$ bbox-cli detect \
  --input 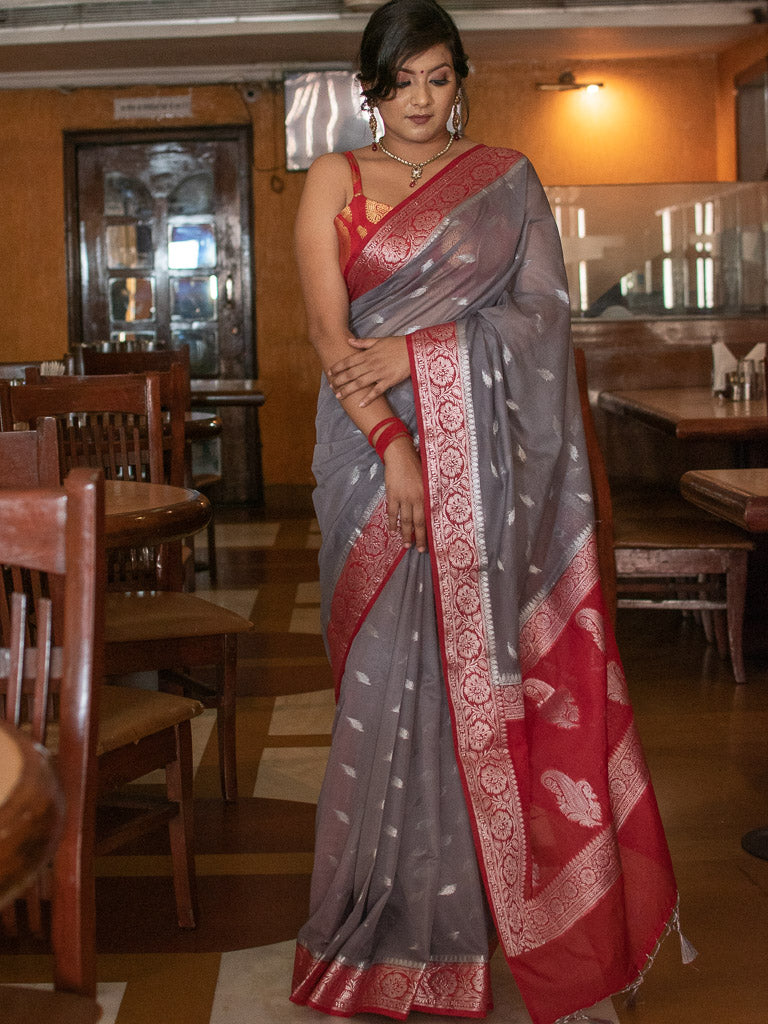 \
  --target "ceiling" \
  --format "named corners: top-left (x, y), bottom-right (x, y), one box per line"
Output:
top-left (0, 1), bottom-right (765, 87)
